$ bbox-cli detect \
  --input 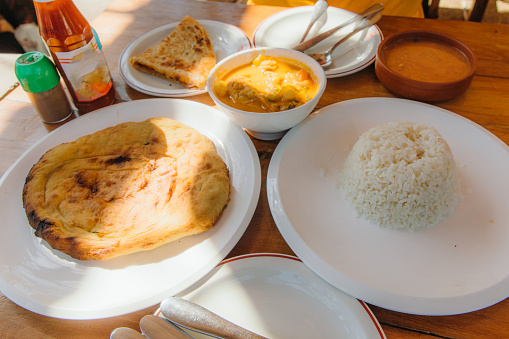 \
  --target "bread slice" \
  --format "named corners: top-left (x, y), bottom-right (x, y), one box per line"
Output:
top-left (130, 16), bottom-right (216, 88)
